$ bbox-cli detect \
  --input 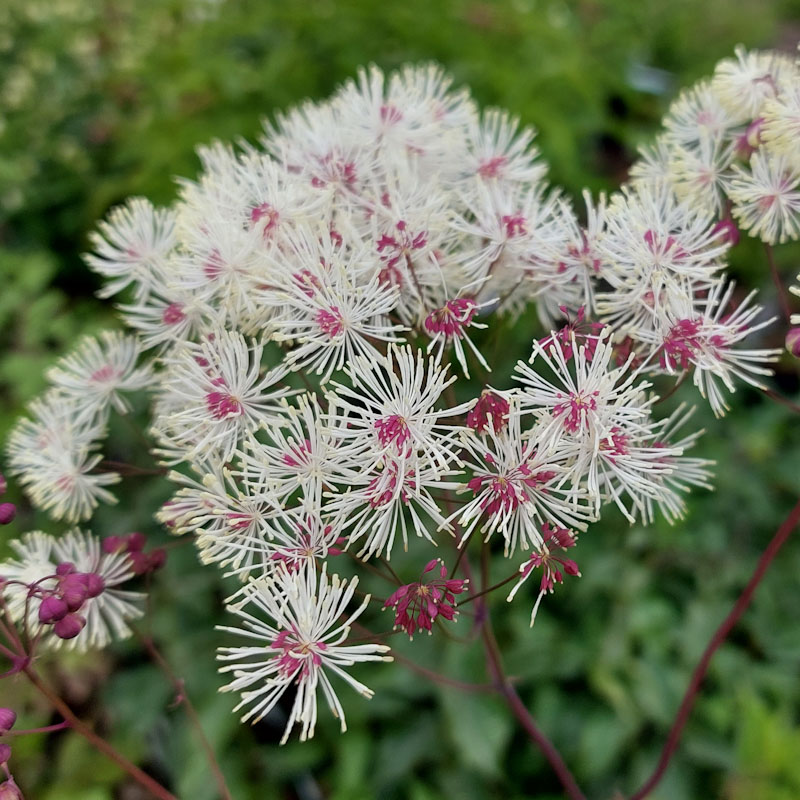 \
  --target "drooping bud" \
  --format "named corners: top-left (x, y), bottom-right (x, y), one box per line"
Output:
top-left (0, 708), bottom-right (16, 735)
top-left (785, 328), bottom-right (800, 359)
top-left (128, 551), bottom-right (151, 576)
top-left (38, 595), bottom-right (69, 624)
top-left (0, 504), bottom-right (16, 526)
top-left (53, 613), bottom-right (86, 640)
